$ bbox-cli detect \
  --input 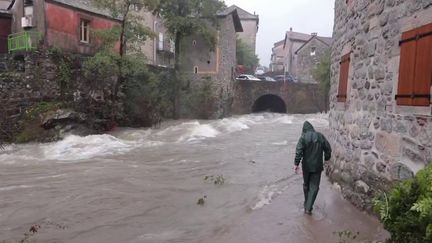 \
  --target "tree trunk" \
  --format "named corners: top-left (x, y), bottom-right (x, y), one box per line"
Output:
top-left (172, 31), bottom-right (182, 119)
top-left (111, 3), bottom-right (130, 126)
